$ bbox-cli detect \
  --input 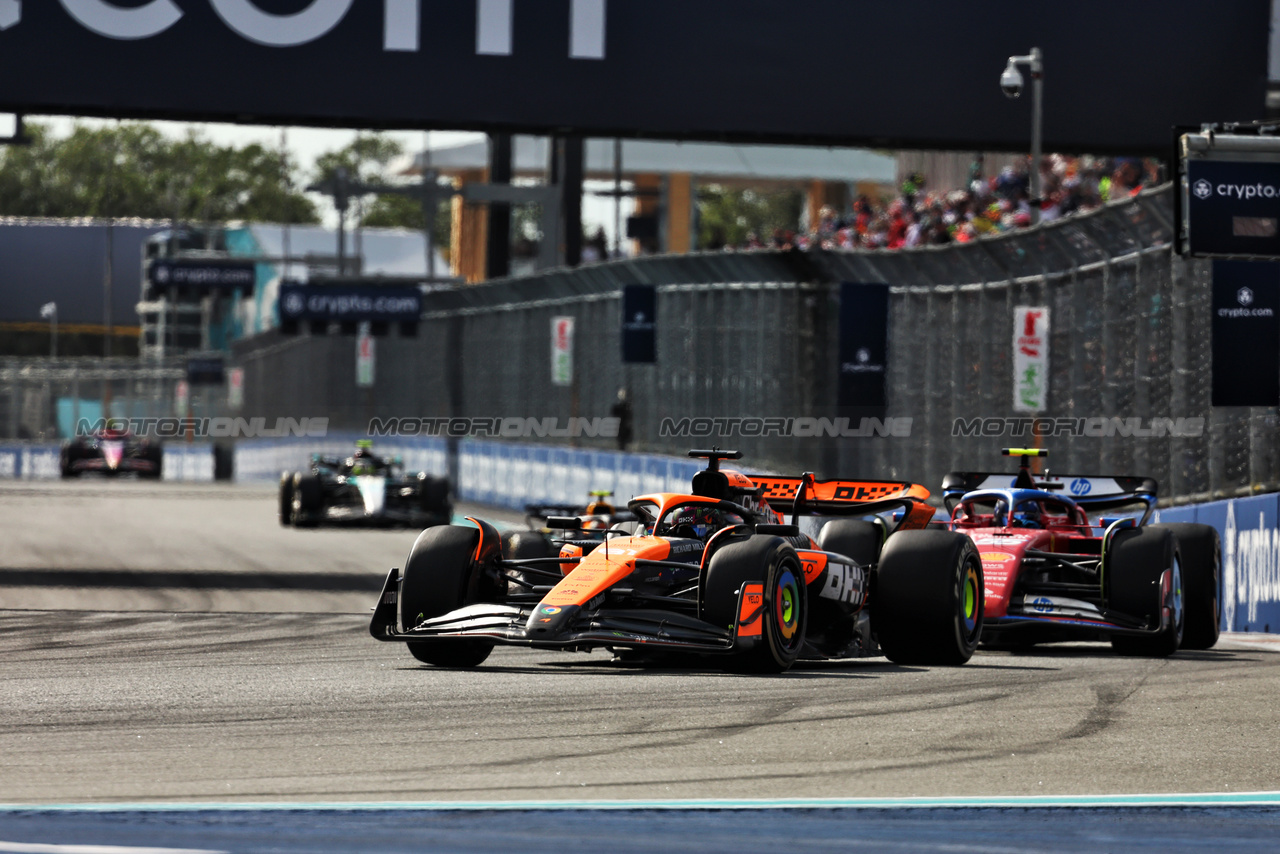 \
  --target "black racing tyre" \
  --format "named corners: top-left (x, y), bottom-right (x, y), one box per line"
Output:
top-left (1154, 523), bottom-right (1220, 650)
top-left (278, 472), bottom-right (296, 527)
top-left (143, 446), bottom-right (164, 480)
top-left (401, 525), bottom-right (497, 668)
top-left (291, 472), bottom-right (323, 528)
top-left (702, 535), bottom-right (807, 673)
top-left (874, 530), bottom-right (983, 666)
top-left (816, 519), bottom-right (884, 567)
top-left (1109, 527), bottom-right (1182, 657)
top-left (419, 476), bottom-right (451, 512)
